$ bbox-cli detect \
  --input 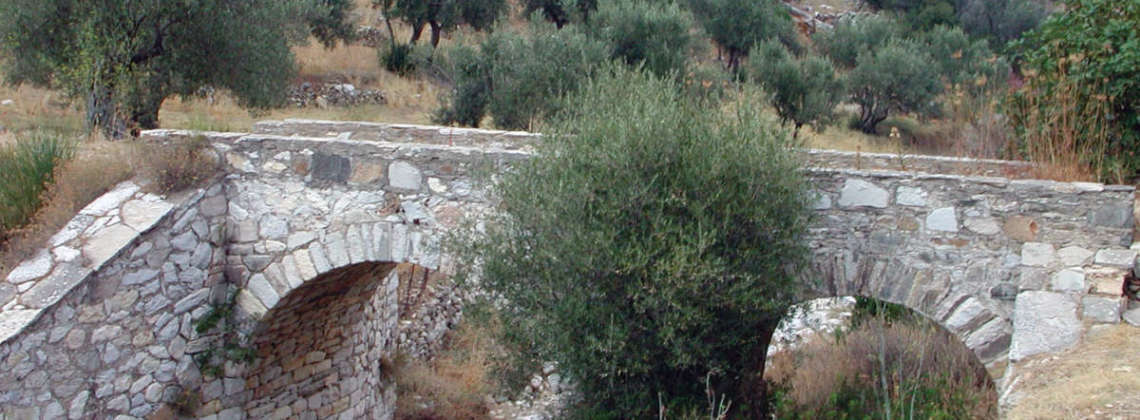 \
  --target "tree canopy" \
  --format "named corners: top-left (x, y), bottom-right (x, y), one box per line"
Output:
top-left (0, 0), bottom-right (354, 136)
top-left (453, 67), bottom-right (813, 418)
